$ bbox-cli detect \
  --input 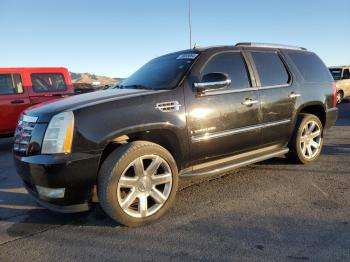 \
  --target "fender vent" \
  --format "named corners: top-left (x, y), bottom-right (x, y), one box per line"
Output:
top-left (155, 101), bottom-right (181, 112)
